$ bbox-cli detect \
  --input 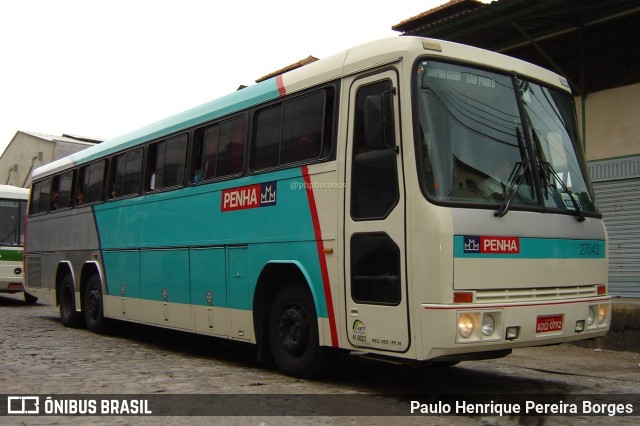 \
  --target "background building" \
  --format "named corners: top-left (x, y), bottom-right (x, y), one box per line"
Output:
top-left (393, 0), bottom-right (640, 296)
top-left (0, 131), bottom-right (101, 188)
